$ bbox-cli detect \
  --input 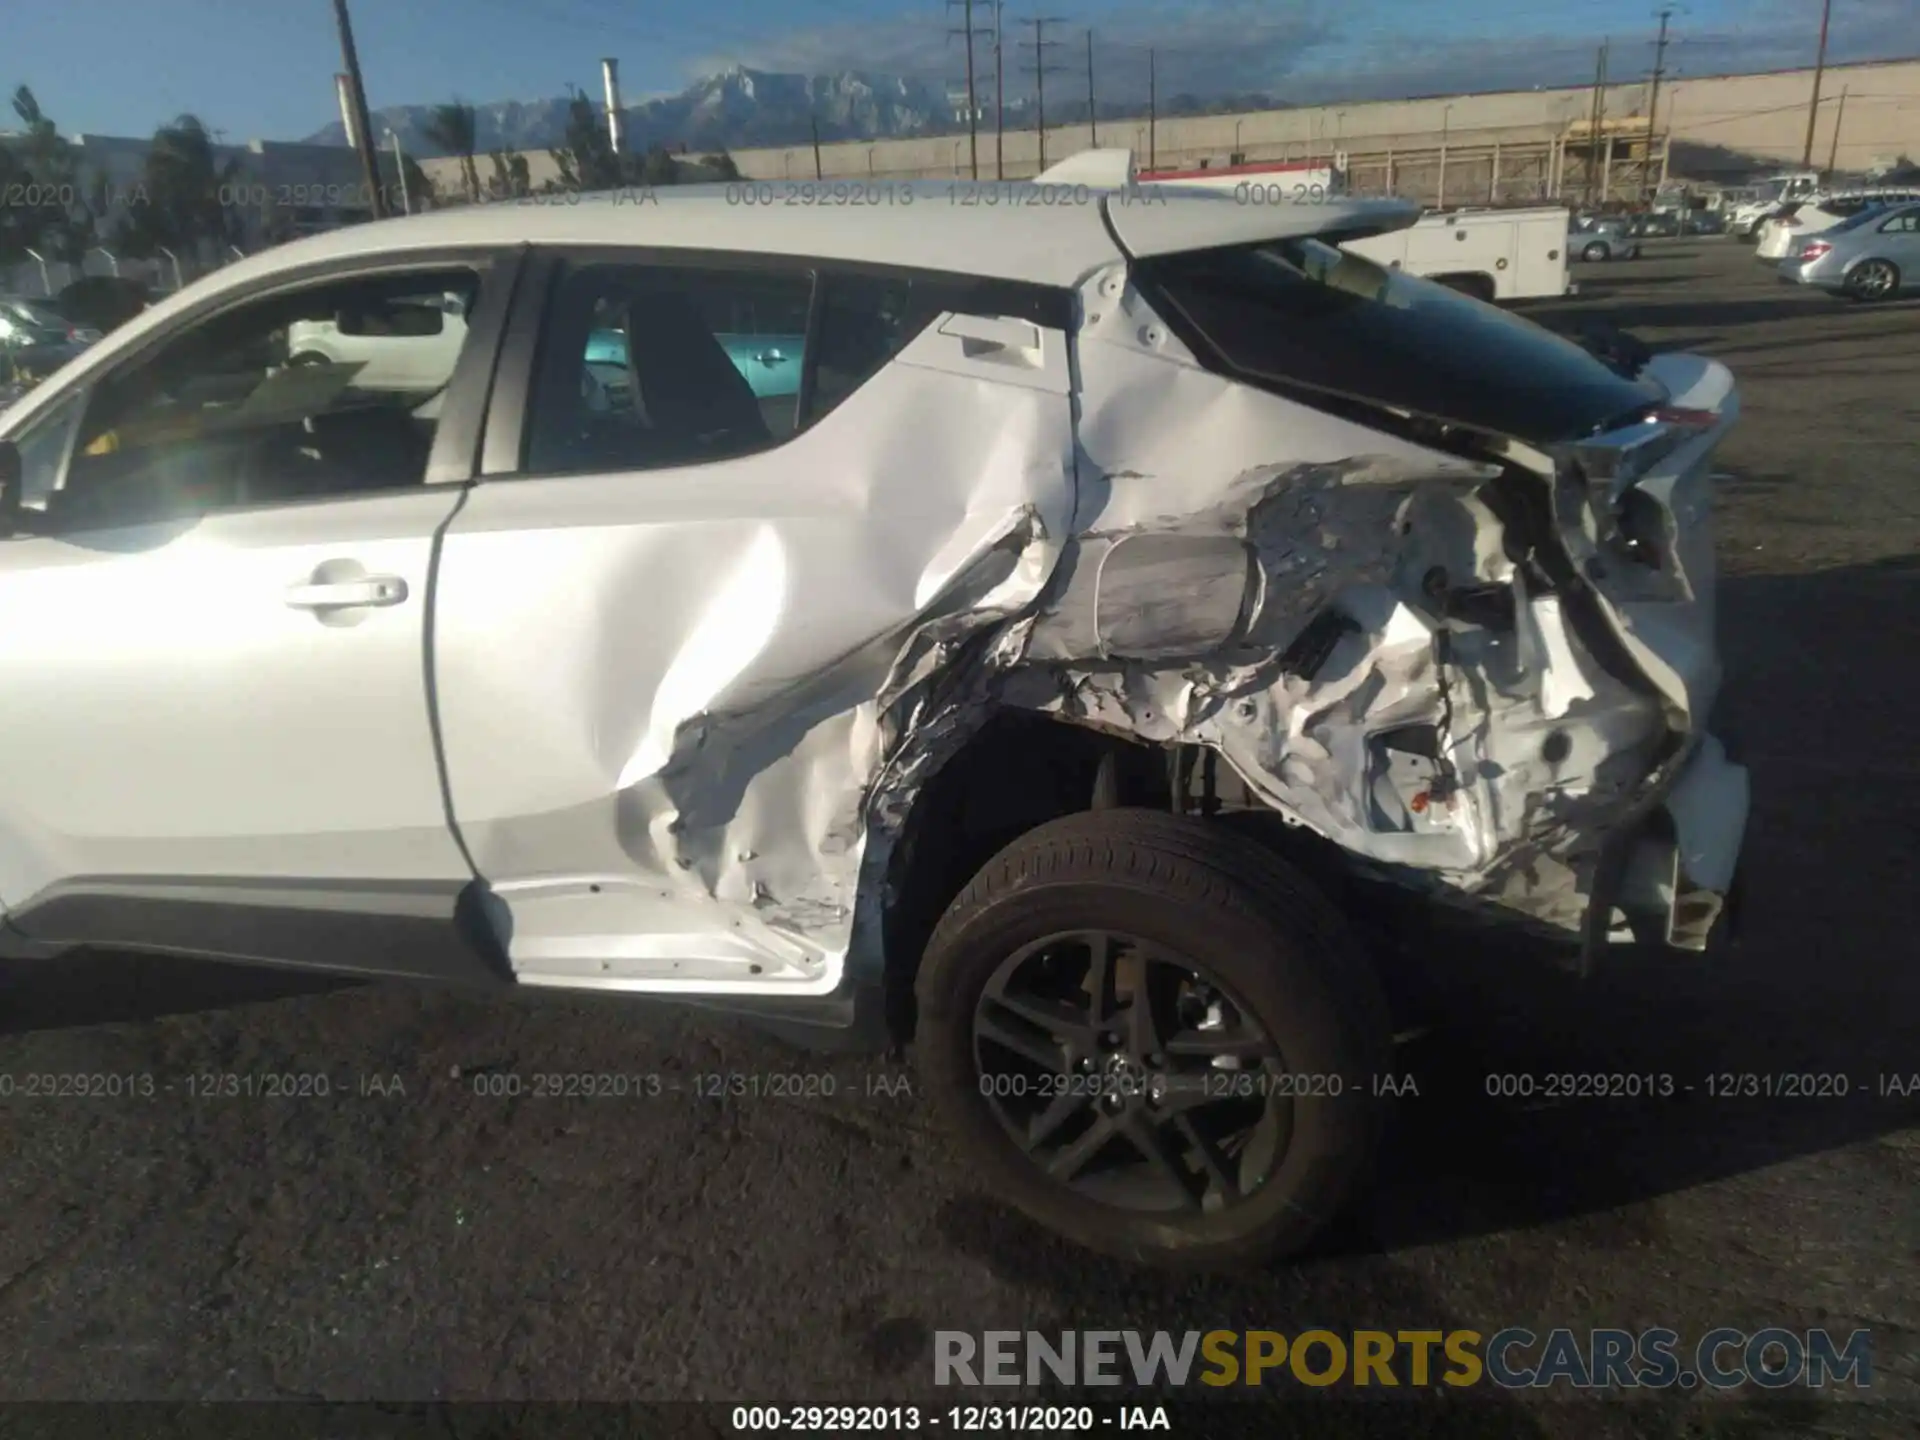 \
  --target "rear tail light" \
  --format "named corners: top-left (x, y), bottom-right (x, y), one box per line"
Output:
top-left (1799, 241), bottom-right (1833, 262)
top-left (1648, 406), bottom-right (1718, 430)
